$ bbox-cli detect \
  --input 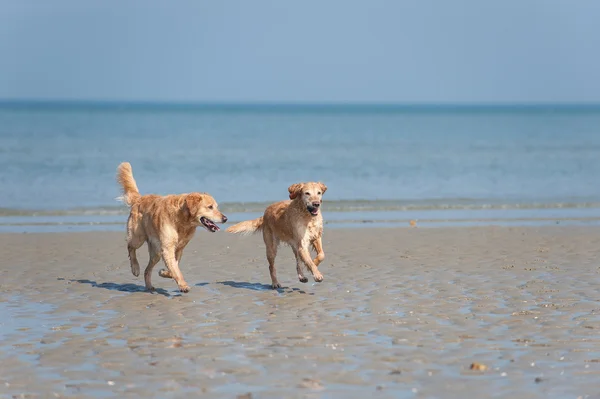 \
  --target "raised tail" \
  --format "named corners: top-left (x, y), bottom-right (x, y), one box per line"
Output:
top-left (116, 162), bottom-right (141, 207)
top-left (225, 217), bottom-right (264, 235)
